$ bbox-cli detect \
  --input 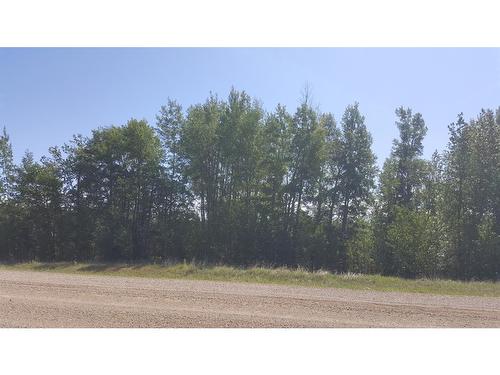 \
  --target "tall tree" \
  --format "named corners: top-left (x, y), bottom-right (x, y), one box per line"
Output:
top-left (336, 103), bottom-right (377, 271)
top-left (375, 107), bottom-right (430, 276)
top-left (258, 104), bottom-right (294, 264)
top-left (11, 151), bottom-right (64, 261)
top-left (0, 127), bottom-right (14, 202)
top-left (0, 128), bottom-right (15, 259)
top-left (442, 109), bottom-right (500, 279)
top-left (283, 97), bottom-right (326, 265)
top-left (155, 99), bottom-right (193, 260)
